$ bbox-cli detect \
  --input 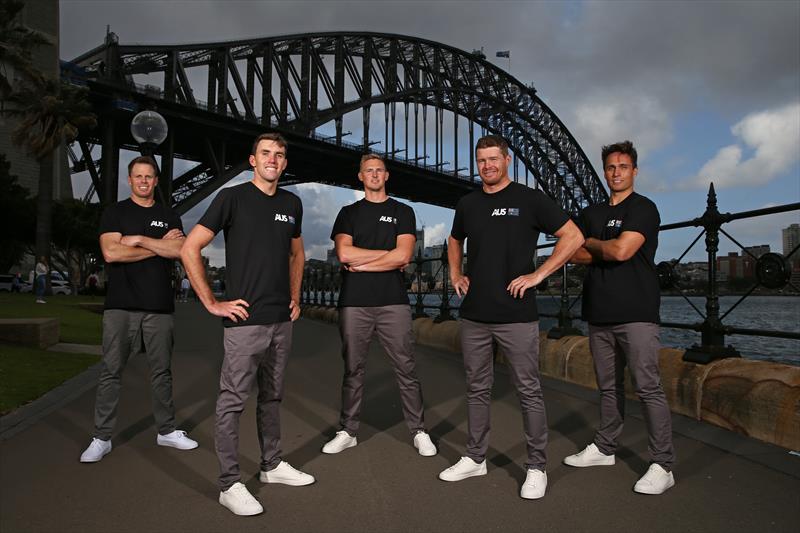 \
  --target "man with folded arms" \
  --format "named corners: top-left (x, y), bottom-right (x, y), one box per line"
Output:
top-left (80, 155), bottom-right (198, 463)
top-left (322, 153), bottom-right (436, 458)
top-left (563, 140), bottom-right (675, 495)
